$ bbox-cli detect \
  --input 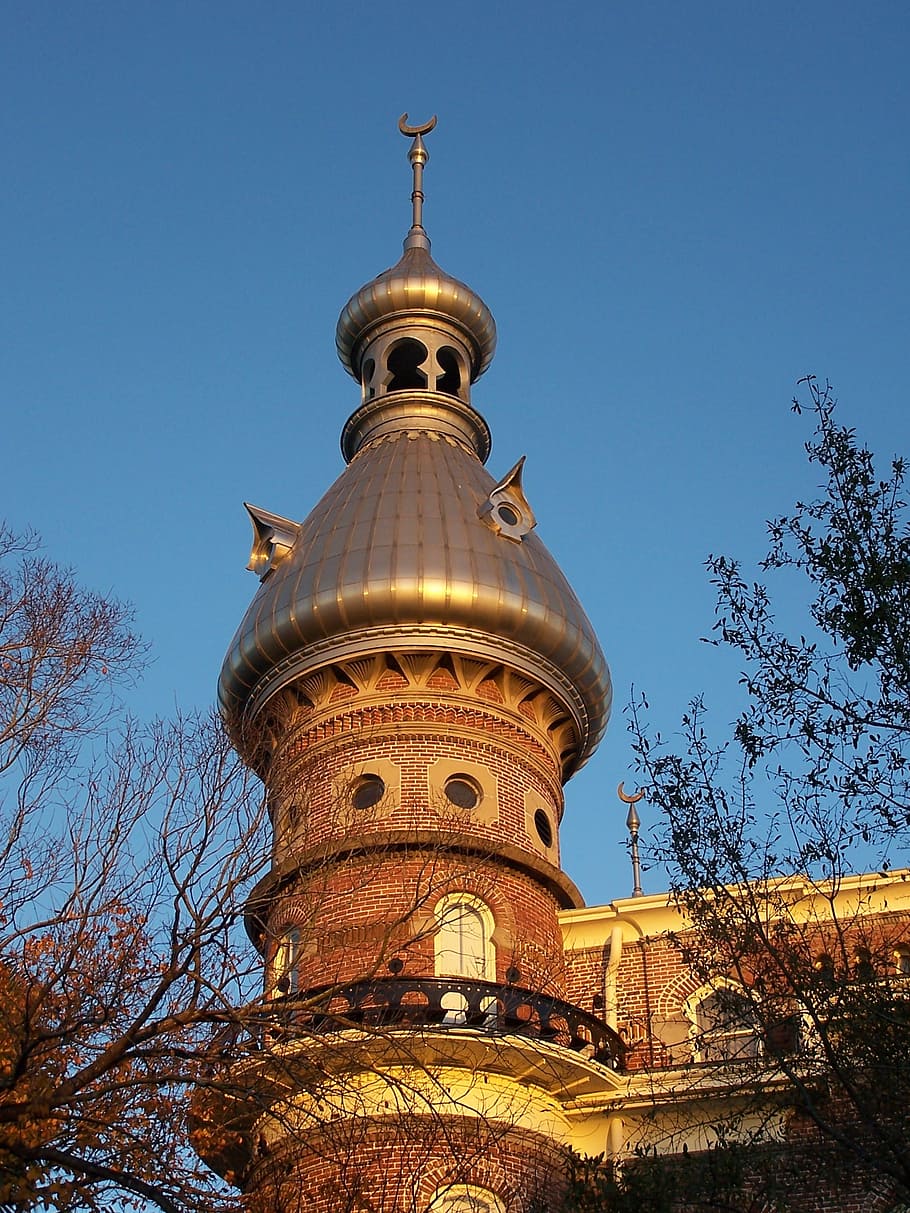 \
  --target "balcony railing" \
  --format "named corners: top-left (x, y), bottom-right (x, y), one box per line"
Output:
top-left (260, 976), bottom-right (625, 1069)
